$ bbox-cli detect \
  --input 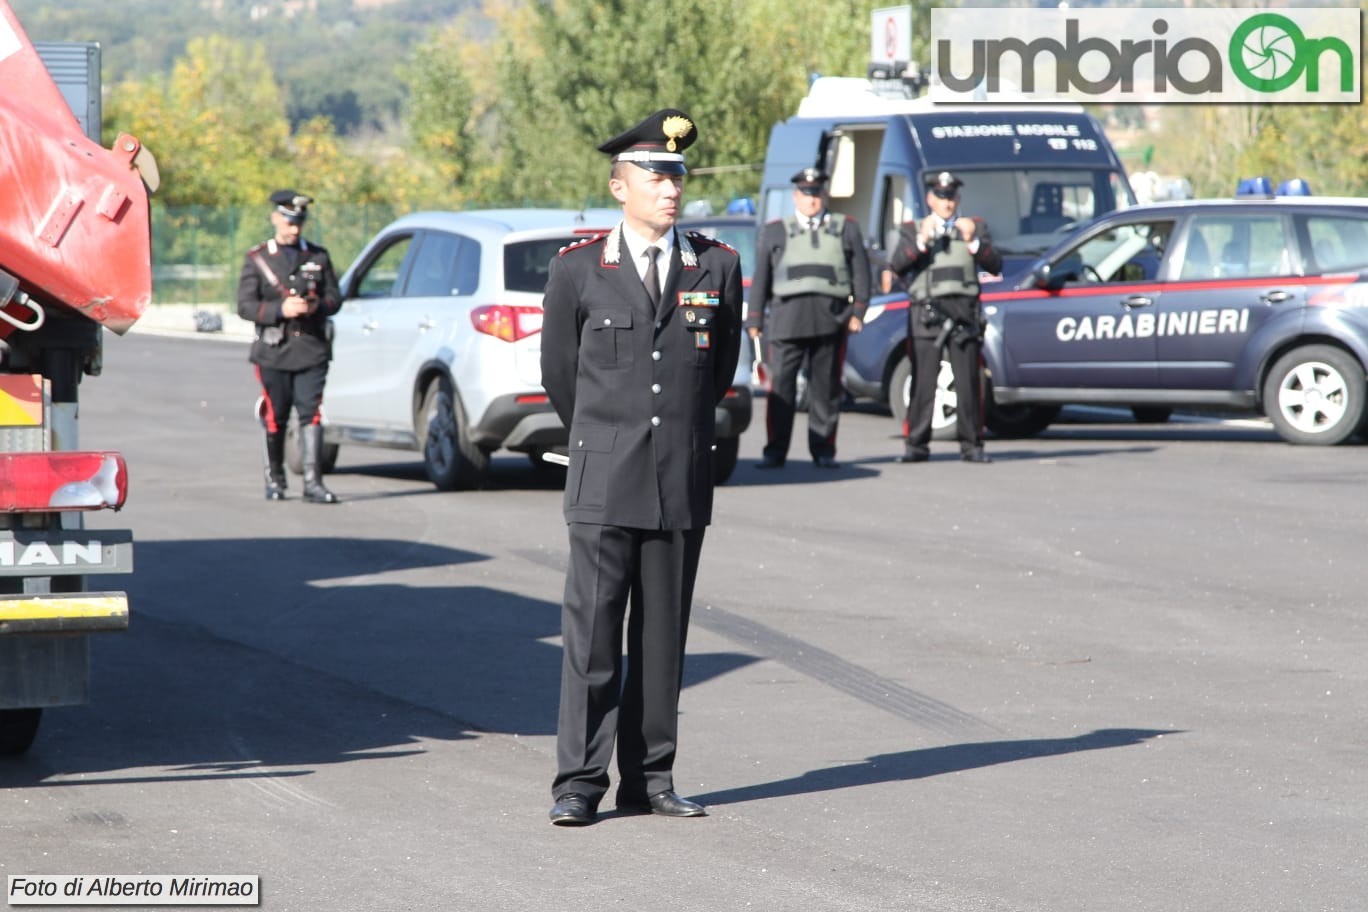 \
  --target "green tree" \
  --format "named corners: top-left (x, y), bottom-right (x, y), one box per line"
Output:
top-left (398, 28), bottom-right (479, 203)
top-left (106, 35), bottom-right (291, 208)
top-left (474, 0), bottom-right (876, 210)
